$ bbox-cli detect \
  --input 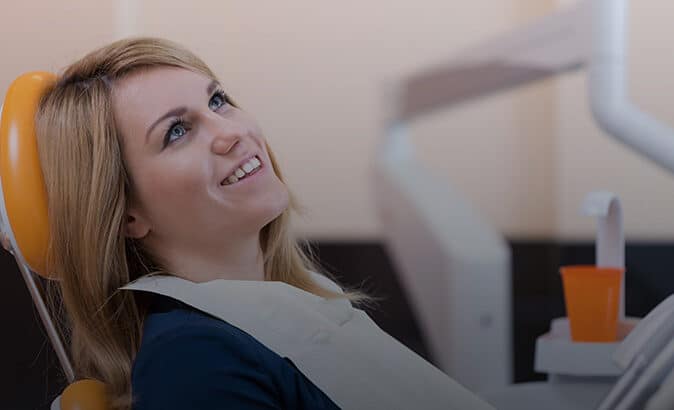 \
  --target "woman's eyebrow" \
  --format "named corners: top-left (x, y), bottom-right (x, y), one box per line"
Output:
top-left (144, 80), bottom-right (221, 143)
top-left (206, 79), bottom-right (219, 95)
